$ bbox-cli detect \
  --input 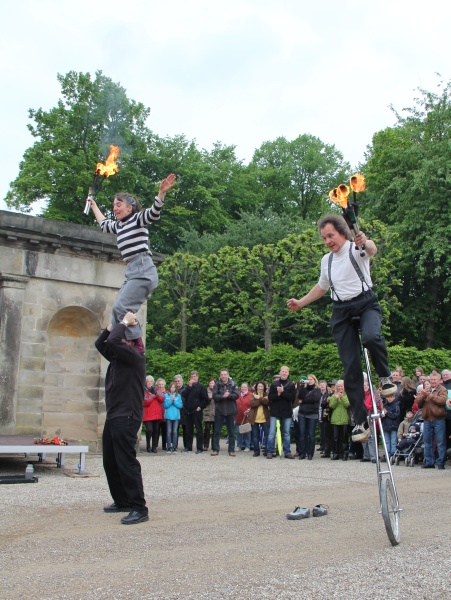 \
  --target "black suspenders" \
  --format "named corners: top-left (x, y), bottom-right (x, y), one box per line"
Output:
top-left (328, 244), bottom-right (370, 302)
